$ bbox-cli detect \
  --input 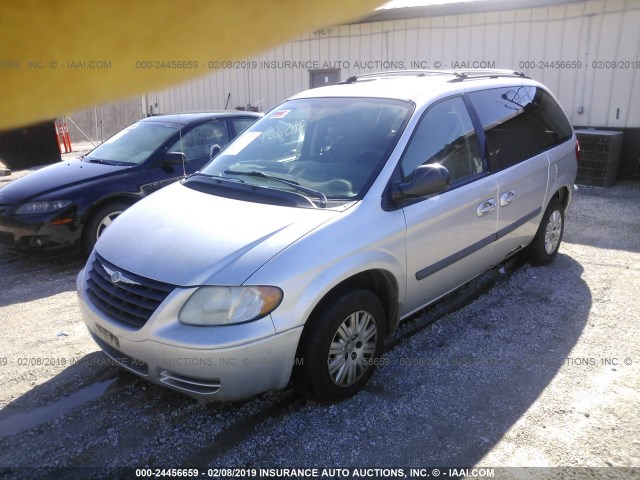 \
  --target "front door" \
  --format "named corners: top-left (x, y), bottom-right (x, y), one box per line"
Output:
top-left (400, 96), bottom-right (498, 316)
